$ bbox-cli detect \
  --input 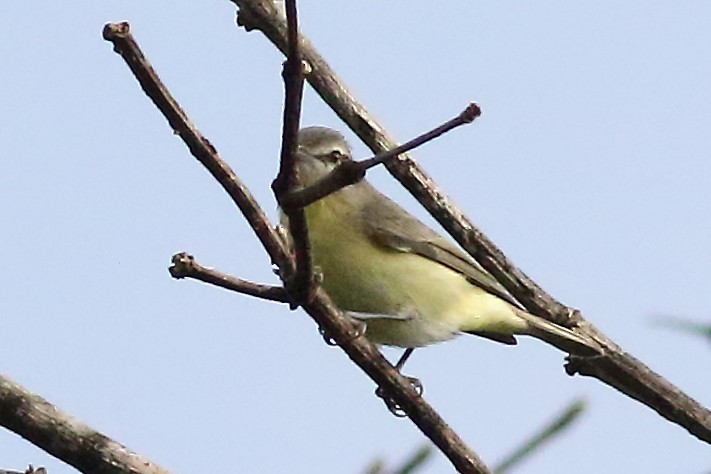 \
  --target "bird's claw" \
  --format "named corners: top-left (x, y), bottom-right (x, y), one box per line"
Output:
top-left (375, 375), bottom-right (423, 417)
top-left (312, 266), bottom-right (324, 285)
top-left (318, 326), bottom-right (339, 346)
top-left (350, 319), bottom-right (367, 339)
top-left (318, 317), bottom-right (366, 347)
